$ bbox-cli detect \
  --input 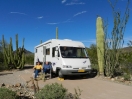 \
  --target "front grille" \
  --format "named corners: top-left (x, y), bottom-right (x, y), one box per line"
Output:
top-left (82, 67), bottom-right (86, 69)
top-left (73, 68), bottom-right (79, 69)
